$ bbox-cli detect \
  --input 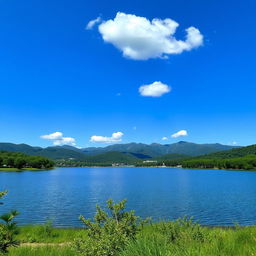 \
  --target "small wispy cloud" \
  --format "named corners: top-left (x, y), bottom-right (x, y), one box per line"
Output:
top-left (40, 132), bottom-right (76, 146)
top-left (171, 130), bottom-right (188, 138)
top-left (86, 17), bottom-right (101, 30)
top-left (162, 136), bottom-right (168, 141)
top-left (90, 132), bottom-right (124, 143)
top-left (139, 81), bottom-right (171, 97)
